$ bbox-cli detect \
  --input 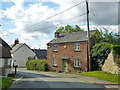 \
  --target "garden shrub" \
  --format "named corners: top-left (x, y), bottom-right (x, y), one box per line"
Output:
top-left (90, 42), bottom-right (112, 70)
top-left (26, 59), bottom-right (48, 71)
